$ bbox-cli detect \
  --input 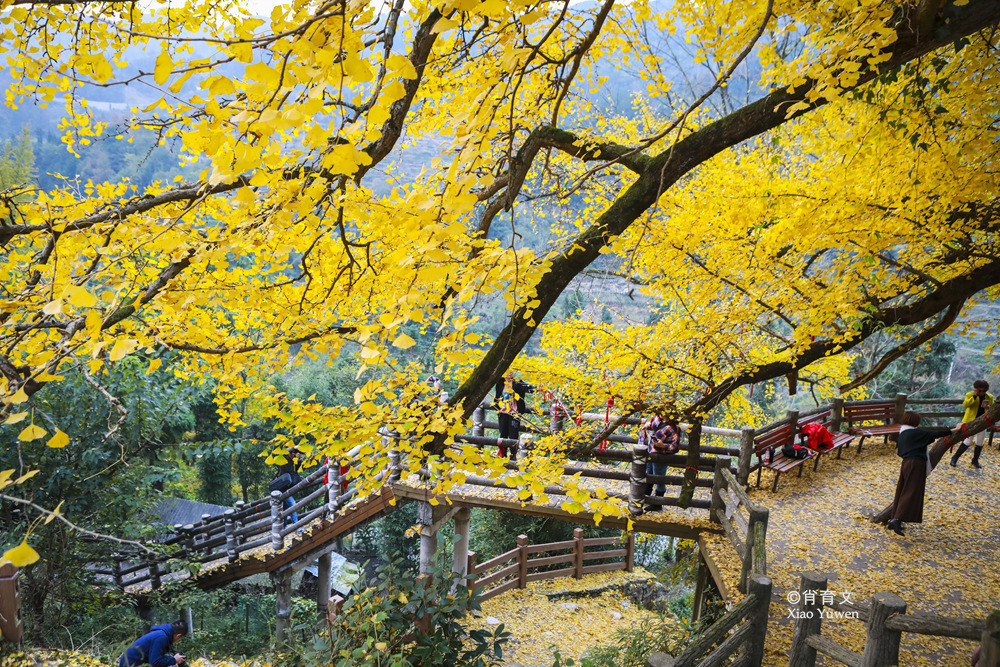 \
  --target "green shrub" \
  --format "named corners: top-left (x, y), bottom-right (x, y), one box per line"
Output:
top-left (289, 559), bottom-right (509, 666)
